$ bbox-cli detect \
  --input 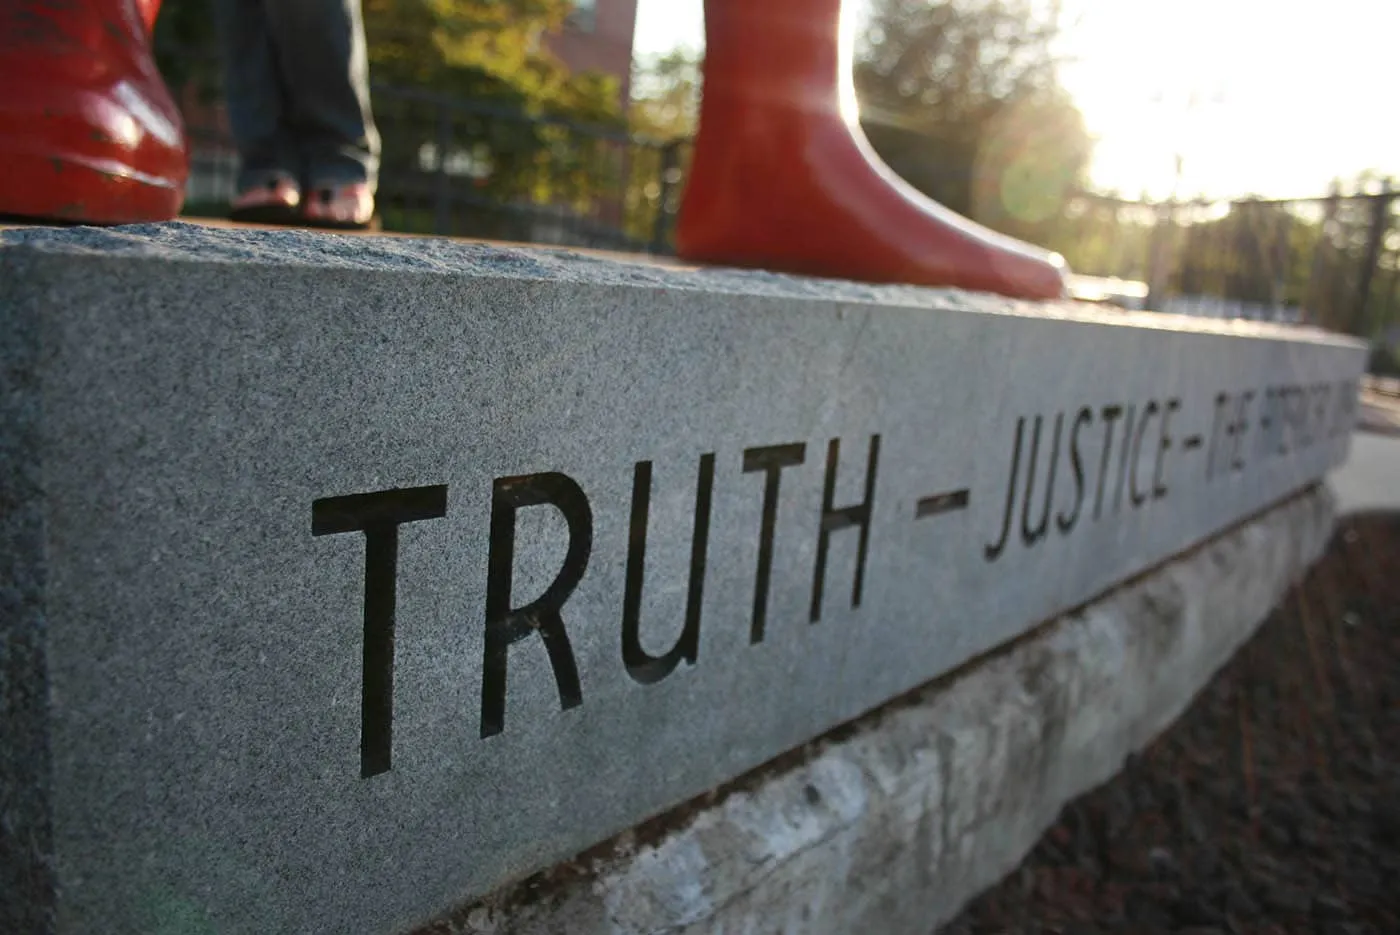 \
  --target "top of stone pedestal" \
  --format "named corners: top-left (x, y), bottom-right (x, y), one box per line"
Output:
top-left (0, 222), bottom-right (1361, 348)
